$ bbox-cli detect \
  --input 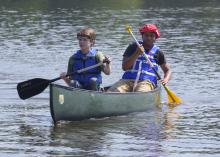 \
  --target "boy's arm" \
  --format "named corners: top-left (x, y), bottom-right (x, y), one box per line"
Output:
top-left (96, 51), bottom-right (111, 75)
top-left (156, 50), bottom-right (171, 84)
top-left (61, 56), bottom-right (74, 86)
top-left (160, 63), bottom-right (171, 85)
top-left (67, 56), bottom-right (74, 79)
